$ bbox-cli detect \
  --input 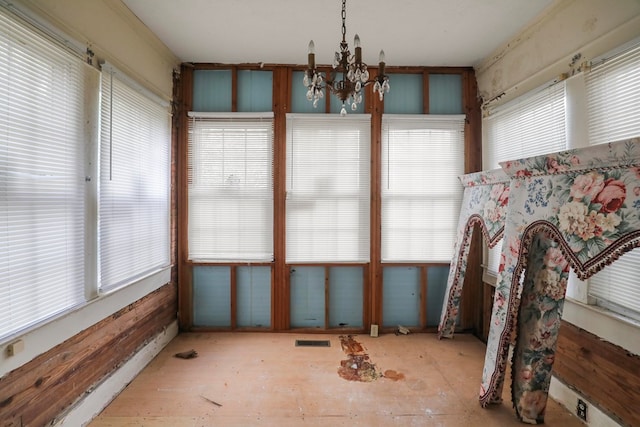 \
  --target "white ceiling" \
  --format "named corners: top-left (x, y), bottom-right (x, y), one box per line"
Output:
top-left (122, 0), bottom-right (554, 67)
